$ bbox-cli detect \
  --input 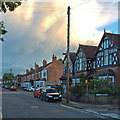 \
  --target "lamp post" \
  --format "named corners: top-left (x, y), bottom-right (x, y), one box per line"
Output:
top-left (85, 80), bottom-right (88, 102)
top-left (75, 55), bottom-right (77, 101)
